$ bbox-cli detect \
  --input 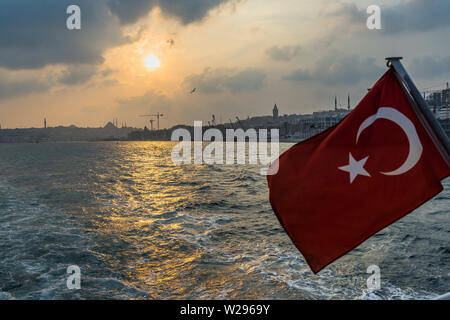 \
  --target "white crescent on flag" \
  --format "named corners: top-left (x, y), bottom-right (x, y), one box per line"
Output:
top-left (356, 107), bottom-right (423, 176)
